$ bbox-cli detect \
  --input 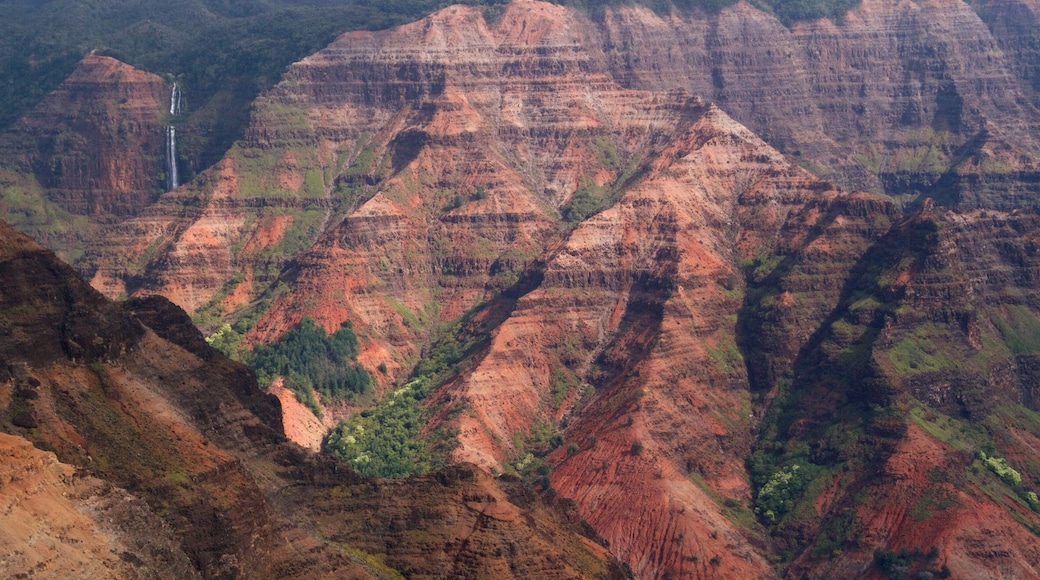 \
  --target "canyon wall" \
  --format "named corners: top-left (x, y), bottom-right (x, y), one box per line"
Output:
top-left (5, 0), bottom-right (1040, 578)
top-left (0, 54), bottom-right (168, 216)
top-left (0, 220), bottom-right (624, 578)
